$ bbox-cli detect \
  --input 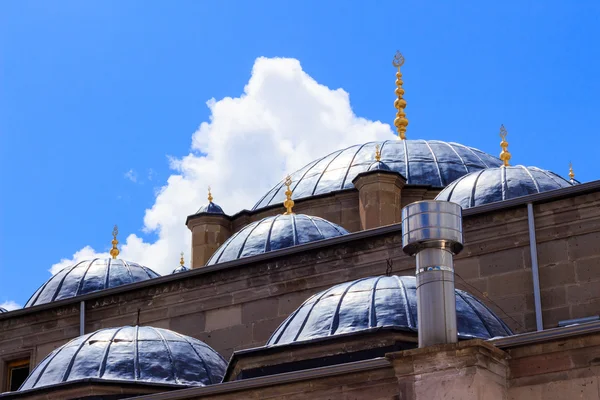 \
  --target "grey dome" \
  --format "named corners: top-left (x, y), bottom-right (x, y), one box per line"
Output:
top-left (172, 265), bottom-right (190, 274)
top-left (435, 165), bottom-right (573, 209)
top-left (26, 259), bottom-right (161, 308)
top-left (196, 202), bottom-right (225, 215)
top-left (367, 161), bottom-right (392, 171)
top-left (267, 275), bottom-right (512, 346)
top-left (19, 326), bottom-right (226, 391)
top-left (253, 140), bottom-right (503, 210)
top-left (207, 214), bottom-right (349, 266)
